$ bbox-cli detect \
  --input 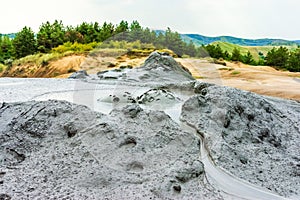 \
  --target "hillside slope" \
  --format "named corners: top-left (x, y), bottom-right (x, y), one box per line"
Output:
top-left (209, 41), bottom-right (296, 61)
top-left (1, 55), bottom-right (85, 78)
top-left (182, 34), bottom-right (300, 46)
